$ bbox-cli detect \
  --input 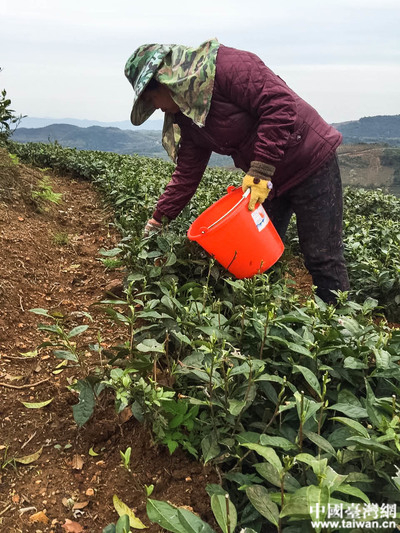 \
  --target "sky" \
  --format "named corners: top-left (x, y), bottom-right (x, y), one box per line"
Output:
top-left (1, 0), bottom-right (399, 126)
